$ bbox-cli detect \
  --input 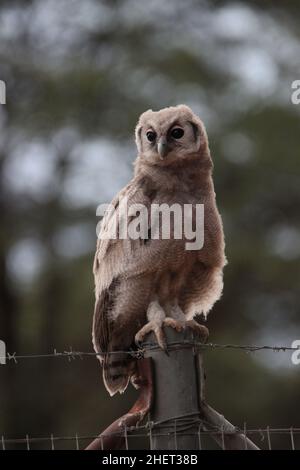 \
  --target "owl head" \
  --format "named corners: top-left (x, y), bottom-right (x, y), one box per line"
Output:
top-left (135, 105), bottom-right (210, 167)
